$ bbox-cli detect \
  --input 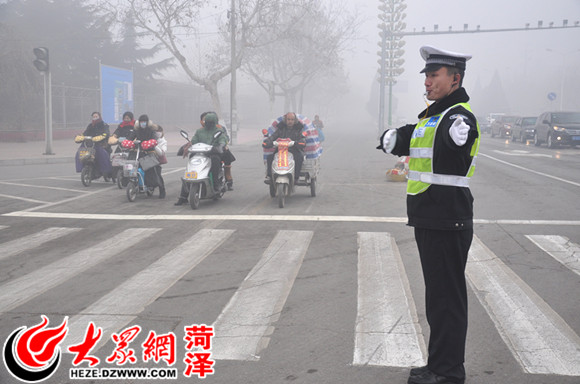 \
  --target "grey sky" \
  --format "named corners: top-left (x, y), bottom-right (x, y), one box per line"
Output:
top-left (342, 0), bottom-right (580, 122)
